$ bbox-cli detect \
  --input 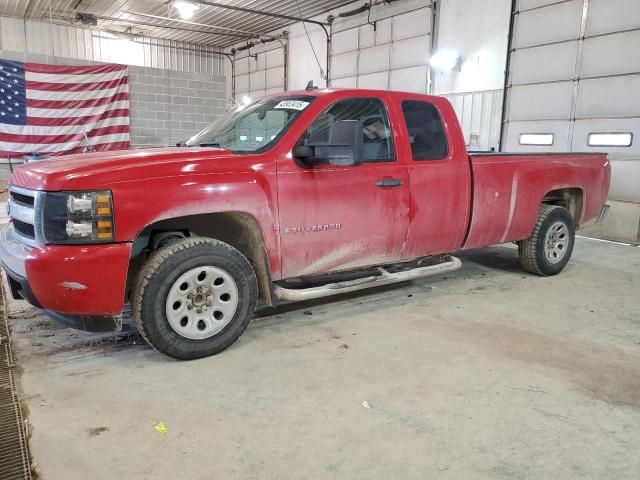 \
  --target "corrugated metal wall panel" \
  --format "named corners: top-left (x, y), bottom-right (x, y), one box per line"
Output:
top-left (0, 14), bottom-right (225, 74)
top-left (443, 89), bottom-right (503, 152)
